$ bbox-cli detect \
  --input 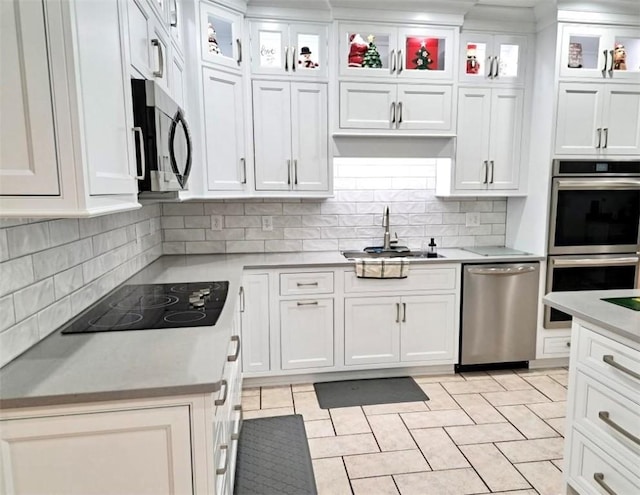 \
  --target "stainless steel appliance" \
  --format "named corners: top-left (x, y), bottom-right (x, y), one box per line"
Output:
top-left (61, 282), bottom-right (228, 334)
top-left (131, 79), bottom-right (192, 193)
top-left (545, 159), bottom-right (640, 328)
top-left (459, 263), bottom-right (539, 368)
